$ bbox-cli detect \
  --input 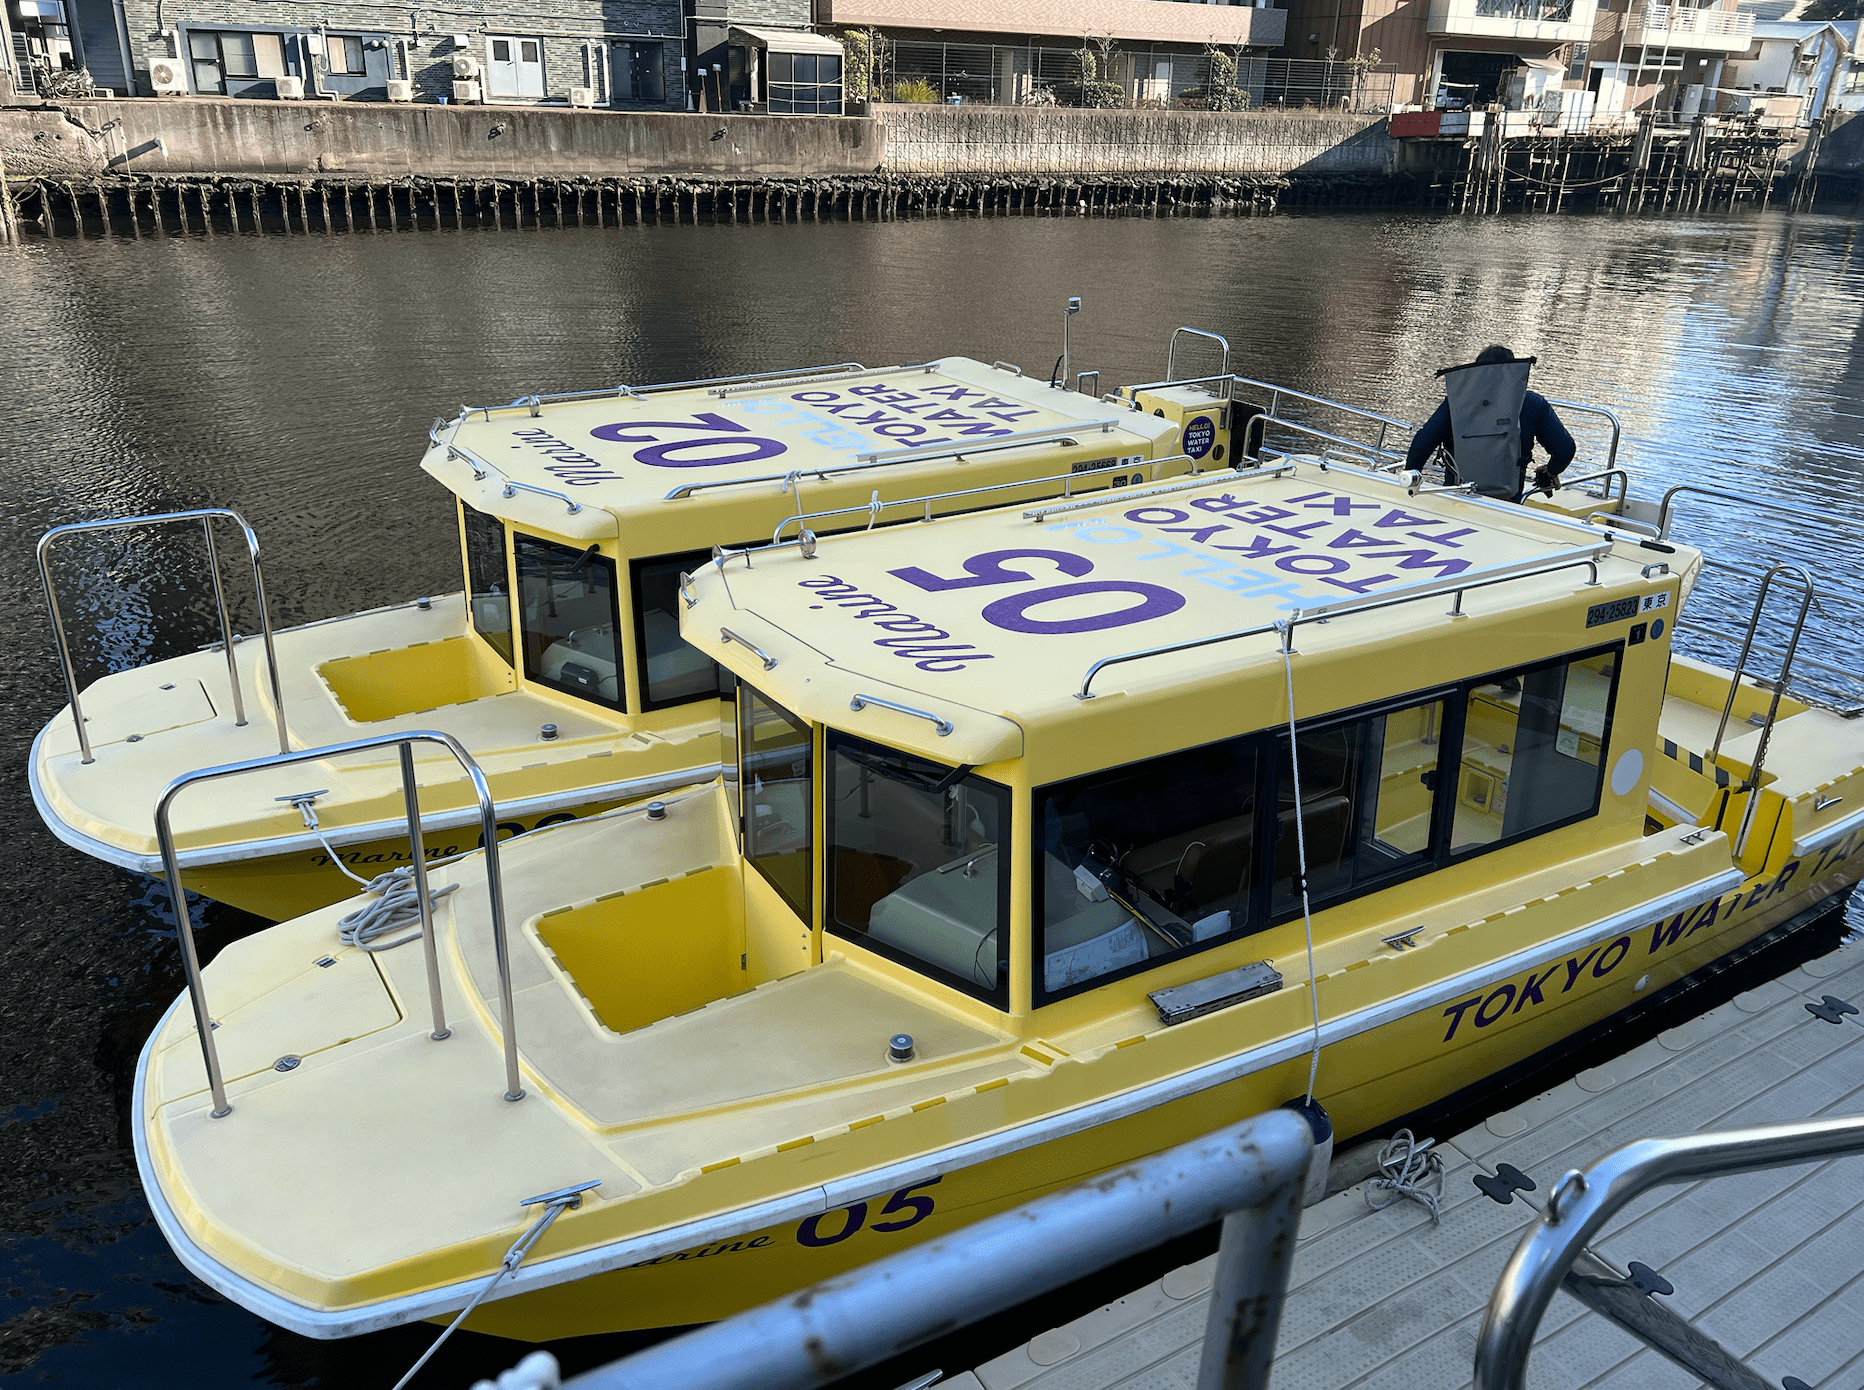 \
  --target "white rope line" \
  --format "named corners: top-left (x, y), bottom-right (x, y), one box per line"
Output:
top-left (289, 795), bottom-right (459, 953)
top-left (1275, 622), bottom-right (1324, 1107)
top-left (1365, 1129), bottom-right (1445, 1224)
